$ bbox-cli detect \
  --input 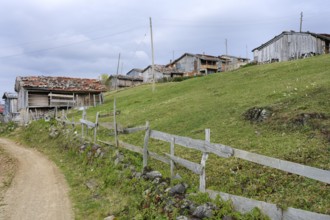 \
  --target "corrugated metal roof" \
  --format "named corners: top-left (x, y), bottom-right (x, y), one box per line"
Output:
top-left (15, 76), bottom-right (107, 92)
